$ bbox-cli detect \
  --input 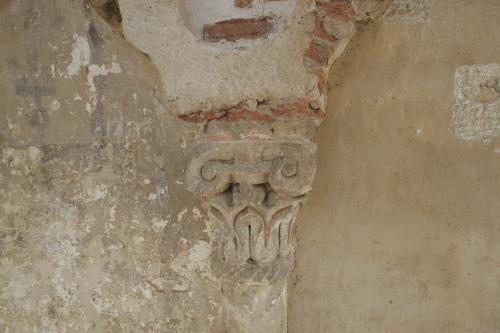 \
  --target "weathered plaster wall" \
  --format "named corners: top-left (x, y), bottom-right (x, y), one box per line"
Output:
top-left (2, 0), bottom-right (499, 332)
top-left (289, 0), bottom-right (500, 331)
top-left (0, 1), bottom-right (220, 332)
